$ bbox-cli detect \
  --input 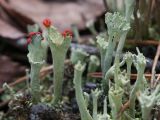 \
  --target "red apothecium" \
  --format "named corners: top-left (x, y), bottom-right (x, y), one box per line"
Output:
top-left (62, 29), bottom-right (73, 38)
top-left (43, 18), bottom-right (52, 28)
